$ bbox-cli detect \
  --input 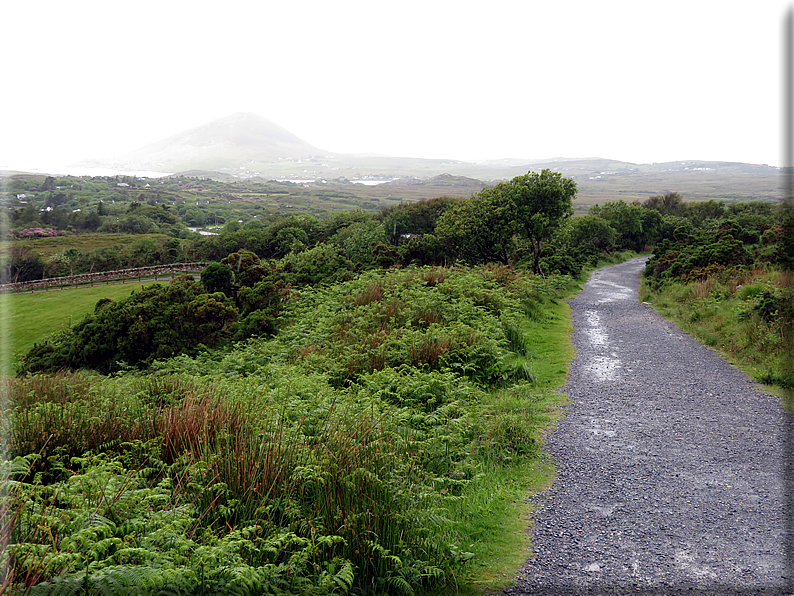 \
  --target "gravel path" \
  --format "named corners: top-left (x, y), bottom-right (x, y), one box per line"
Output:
top-left (507, 257), bottom-right (792, 596)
